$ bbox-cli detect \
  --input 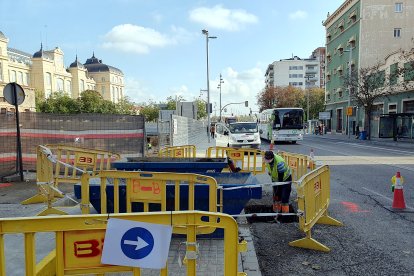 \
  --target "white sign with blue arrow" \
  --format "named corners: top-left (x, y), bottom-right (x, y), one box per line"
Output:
top-left (101, 218), bottom-right (173, 269)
